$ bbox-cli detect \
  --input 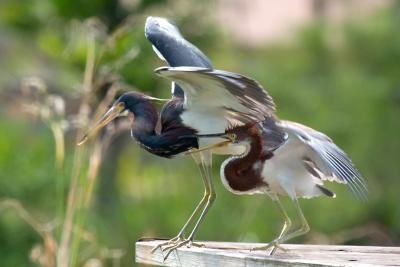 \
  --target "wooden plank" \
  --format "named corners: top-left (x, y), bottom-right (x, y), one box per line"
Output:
top-left (135, 238), bottom-right (400, 267)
